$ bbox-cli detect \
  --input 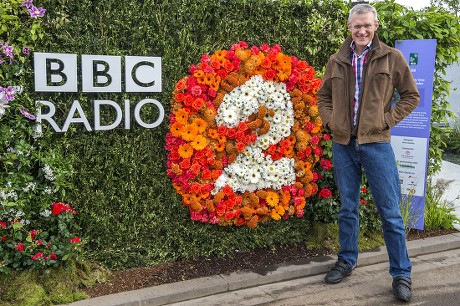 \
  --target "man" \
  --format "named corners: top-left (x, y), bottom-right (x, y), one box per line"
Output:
top-left (317, 3), bottom-right (420, 302)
